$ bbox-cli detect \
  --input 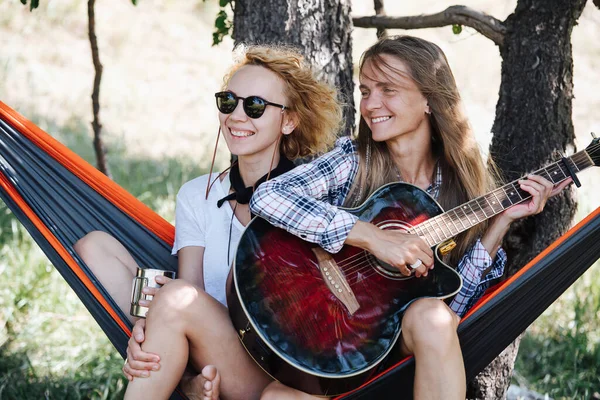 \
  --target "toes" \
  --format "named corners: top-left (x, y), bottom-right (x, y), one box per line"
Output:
top-left (213, 371), bottom-right (221, 388)
top-left (201, 365), bottom-right (218, 381)
top-left (200, 365), bottom-right (220, 400)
